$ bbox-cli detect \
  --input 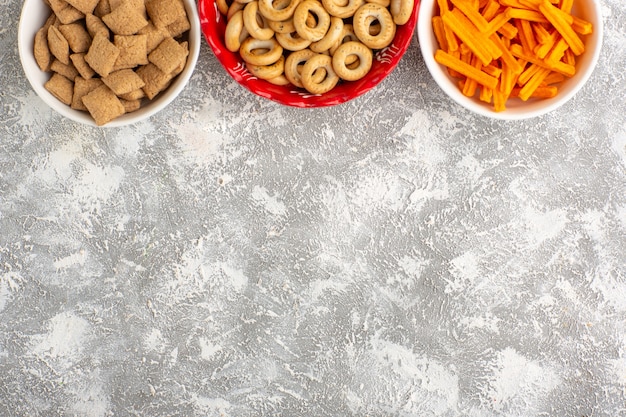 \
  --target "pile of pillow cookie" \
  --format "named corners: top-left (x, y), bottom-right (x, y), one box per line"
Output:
top-left (34, 0), bottom-right (191, 125)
